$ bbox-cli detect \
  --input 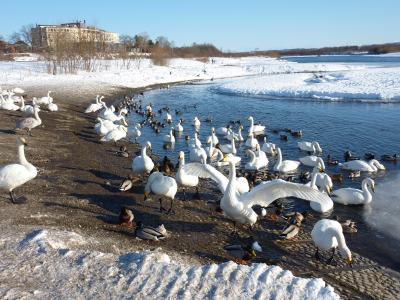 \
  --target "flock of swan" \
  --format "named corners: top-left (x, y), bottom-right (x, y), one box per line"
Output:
top-left (0, 86), bottom-right (391, 267)
top-left (0, 88), bottom-right (59, 203)
top-left (80, 92), bottom-right (393, 266)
